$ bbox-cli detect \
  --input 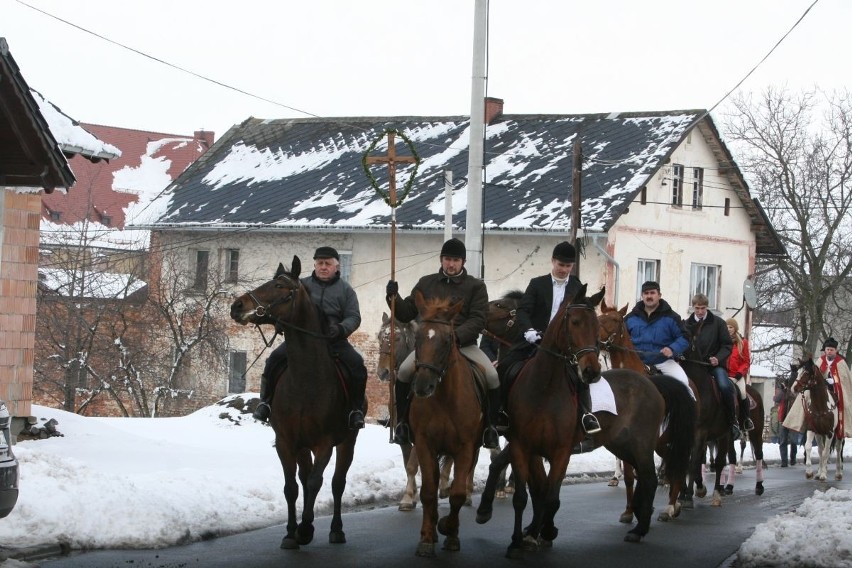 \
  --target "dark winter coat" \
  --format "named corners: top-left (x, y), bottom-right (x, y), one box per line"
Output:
top-left (625, 298), bottom-right (689, 366)
top-left (683, 310), bottom-right (732, 368)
